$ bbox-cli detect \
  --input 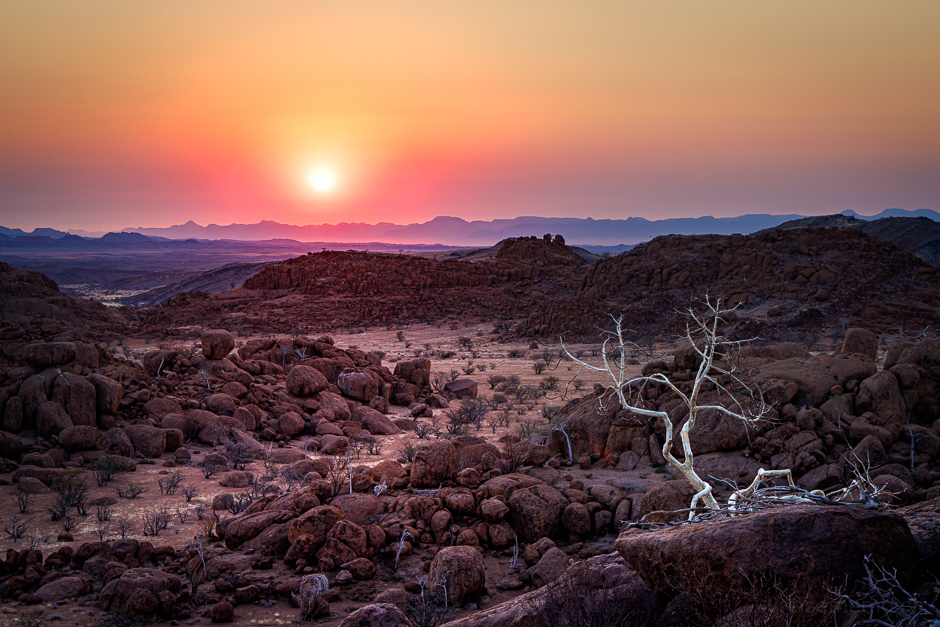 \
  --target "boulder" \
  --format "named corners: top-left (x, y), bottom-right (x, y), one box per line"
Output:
top-left (428, 546), bottom-right (485, 606)
top-left (444, 378), bottom-right (478, 399)
top-left (370, 460), bottom-right (407, 483)
top-left (320, 434), bottom-right (349, 454)
top-left (508, 483), bottom-right (568, 542)
top-left (855, 371), bottom-right (906, 423)
top-left (840, 328), bottom-right (879, 360)
top-left (99, 567), bottom-right (182, 615)
top-left (317, 391), bottom-right (352, 420)
top-left (751, 354), bottom-right (877, 407)
top-left (52, 372), bottom-right (97, 426)
top-left (219, 470), bottom-right (252, 488)
top-left (410, 440), bottom-right (457, 488)
top-left (37, 400), bottom-right (72, 438)
top-left (104, 427), bottom-right (134, 458)
top-left (635, 479), bottom-right (697, 523)
top-left (338, 370), bottom-right (379, 403)
top-left (0, 430), bottom-right (25, 459)
top-left (328, 520), bottom-right (369, 557)
top-left (850, 435), bottom-right (887, 468)
top-left (143, 397), bottom-right (183, 420)
top-left (351, 406), bottom-right (400, 436)
top-left (897, 496), bottom-right (940, 570)
top-left (561, 503), bottom-right (592, 535)
top-left (434, 553), bottom-right (661, 627)
top-left (35, 575), bottom-right (90, 602)
top-left (122, 424), bottom-right (166, 458)
top-left (288, 505), bottom-right (345, 544)
top-left (88, 374), bottom-right (124, 415)
top-left (59, 425), bottom-right (110, 453)
top-left (201, 329), bottom-right (235, 360)
top-left (369, 396), bottom-right (390, 414)
top-left (278, 412), bottom-right (305, 438)
top-left (480, 498), bottom-right (510, 523)
top-left (686, 407), bottom-right (755, 454)
top-left (616, 503), bottom-right (918, 595)
top-left (287, 365), bottom-right (329, 397)
top-left (340, 557), bottom-right (377, 580)
top-left (223, 510), bottom-right (295, 549)
top-left (528, 547), bottom-right (569, 588)
top-left (330, 494), bottom-right (384, 526)
top-left (22, 342), bottom-right (76, 367)
top-left (337, 603), bottom-right (411, 627)
top-left (205, 393), bottom-right (237, 416)
top-left (211, 601), bottom-right (234, 623)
